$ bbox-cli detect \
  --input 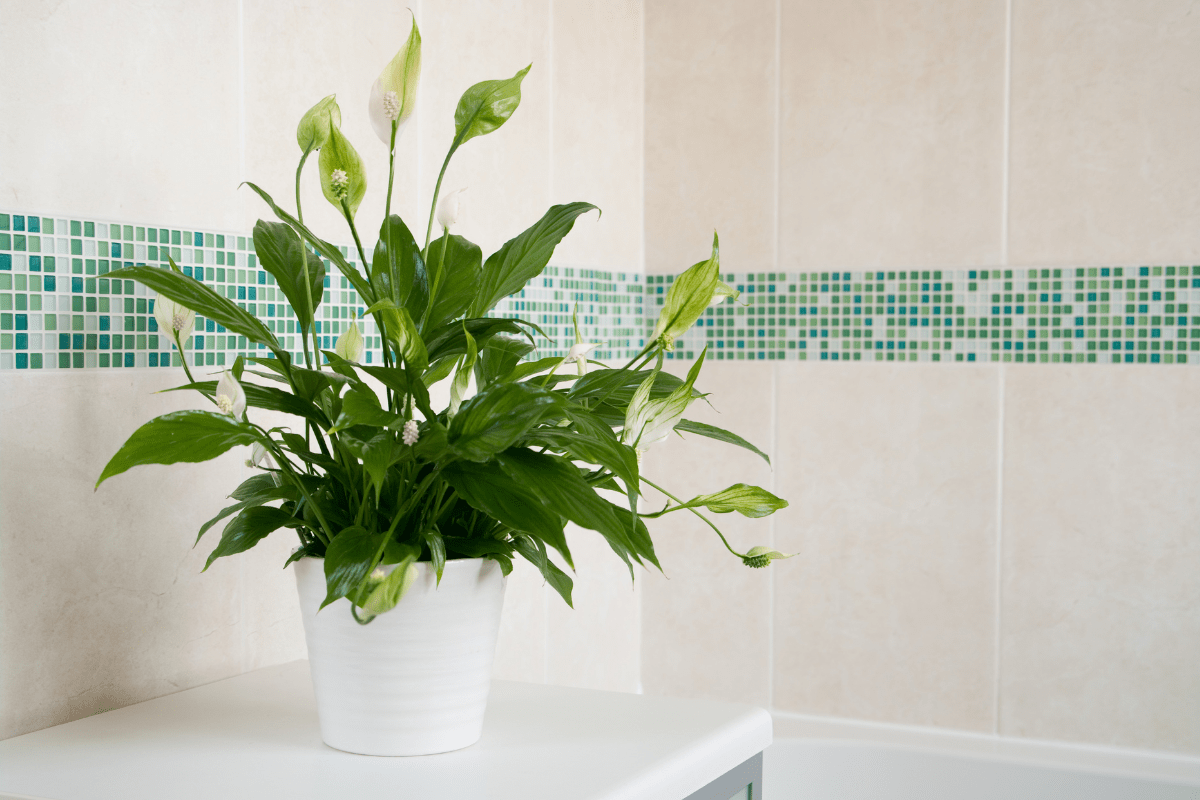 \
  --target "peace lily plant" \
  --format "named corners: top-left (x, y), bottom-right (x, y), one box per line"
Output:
top-left (96, 17), bottom-right (791, 623)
